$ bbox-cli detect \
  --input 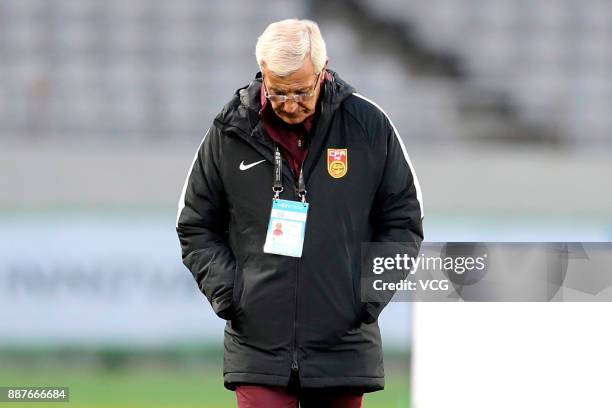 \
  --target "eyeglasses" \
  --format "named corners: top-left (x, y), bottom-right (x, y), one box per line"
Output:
top-left (263, 70), bottom-right (322, 104)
